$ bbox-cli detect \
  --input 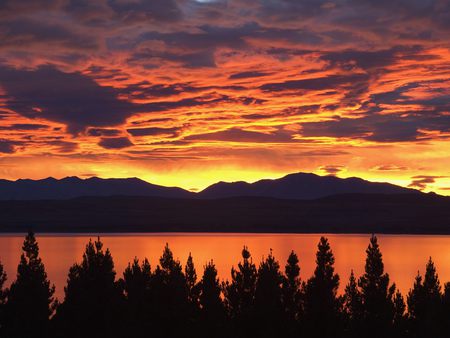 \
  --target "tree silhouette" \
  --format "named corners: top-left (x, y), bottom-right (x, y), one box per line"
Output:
top-left (442, 282), bottom-right (450, 336)
top-left (4, 232), bottom-right (55, 338)
top-left (343, 270), bottom-right (362, 337)
top-left (150, 244), bottom-right (191, 338)
top-left (303, 237), bottom-right (342, 338)
top-left (0, 261), bottom-right (7, 335)
top-left (224, 246), bottom-right (257, 337)
top-left (407, 258), bottom-right (443, 338)
top-left (358, 235), bottom-right (396, 338)
top-left (122, 257), bottom-right (152, 337)
top-left (254, 250), bottom-right (284, 337)
top-left (54, 237), bottom-right (124, 338)
top-left (392, 289), bottom-right (407, 338)
top-left (185, 252), bottom-right (199, 306)
top-left (198, 260), bottom-right (226, 337)
top-left (282, 251), bottom-right (302, 337)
